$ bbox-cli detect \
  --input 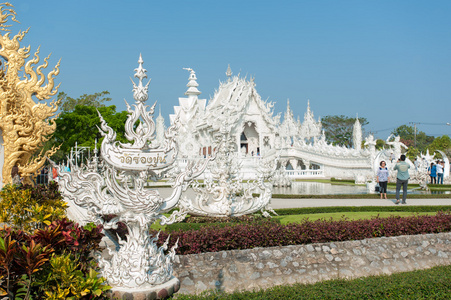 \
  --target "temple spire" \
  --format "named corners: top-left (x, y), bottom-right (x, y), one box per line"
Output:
top-left (226, 64), bottom-right (232, 82)
top-left (353, 114), bottom-right (362, 151)
top-left (131, 54), bottom-right (150, 102)
top-left (286, 99), bottom-right (292, 116)
top-left (183, 67), bottom-right (201, 96)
